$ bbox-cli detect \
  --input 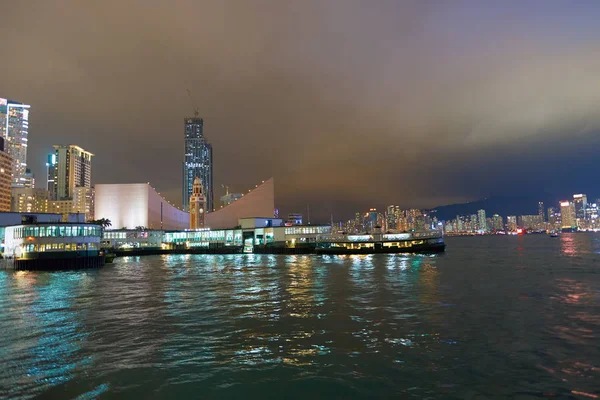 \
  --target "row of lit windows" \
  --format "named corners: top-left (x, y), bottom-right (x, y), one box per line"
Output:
top-left (22, 242), bottom-right (98, 253)
top-left (13, 225), bottom-right (102, 239)
top-left (284, 226), bottom-right (331, 235)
